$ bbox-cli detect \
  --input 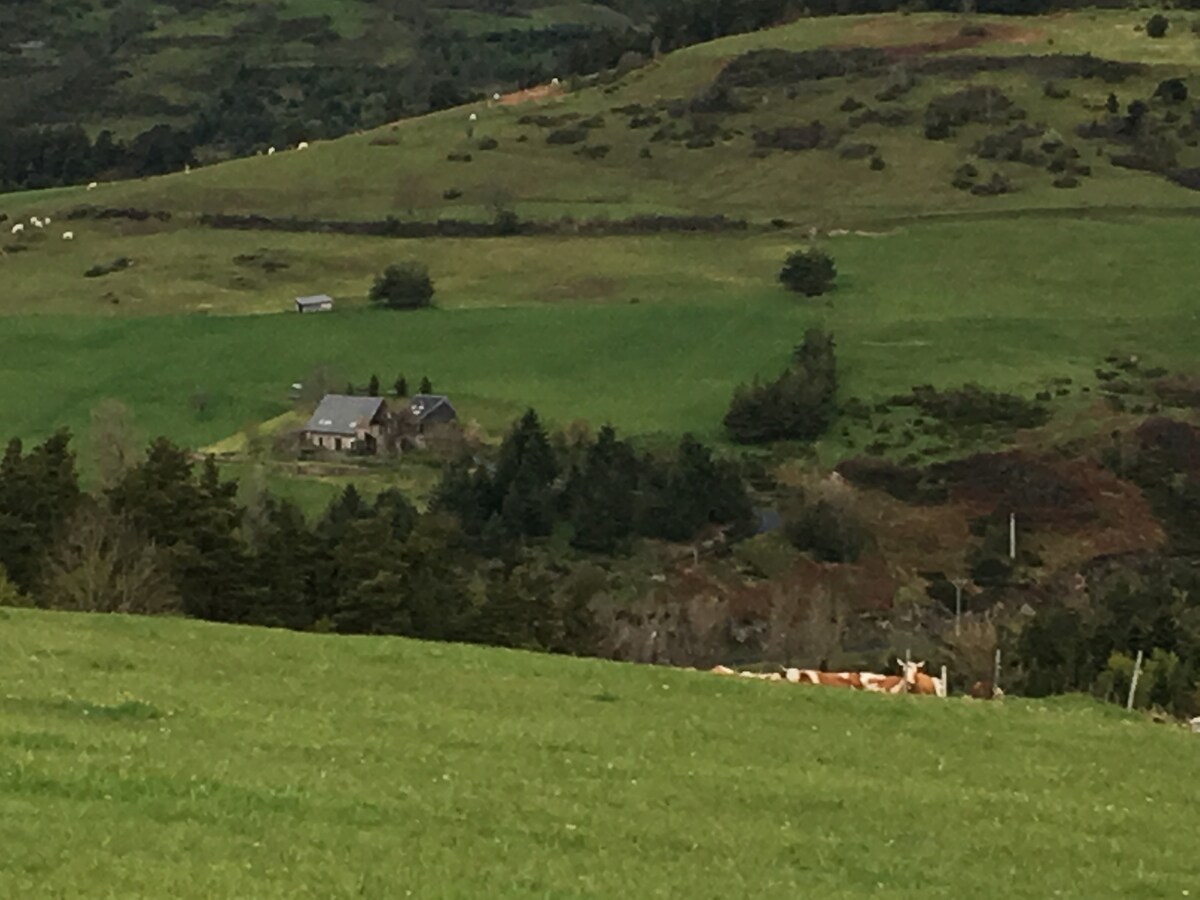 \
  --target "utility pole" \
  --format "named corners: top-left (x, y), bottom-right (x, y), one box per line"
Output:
top-left (951, 577), bottom-right (968, 636)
